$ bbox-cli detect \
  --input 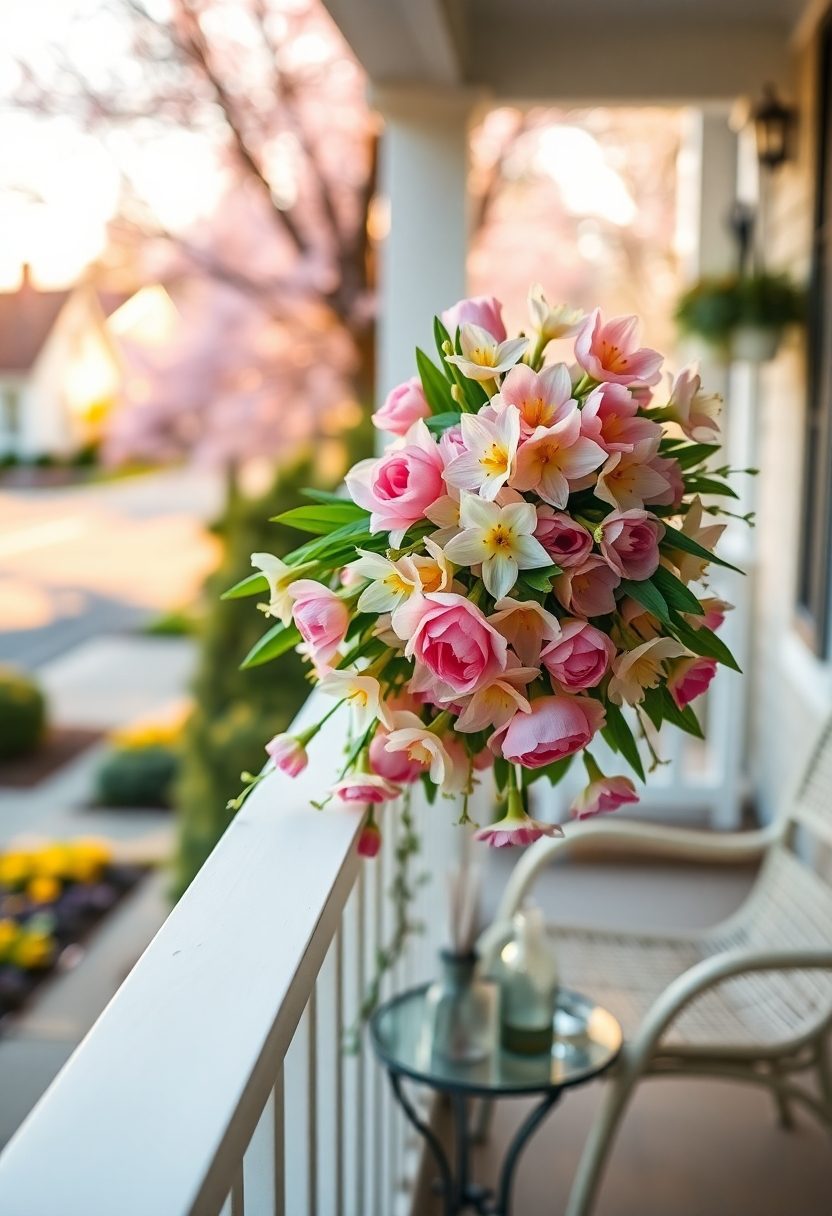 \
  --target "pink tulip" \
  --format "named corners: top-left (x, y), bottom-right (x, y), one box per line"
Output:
top-left (265, 732), bottom-right (308, 777)
top-left (331, 772), bottom-right (402, 805)
top-left (369, 729), bottom-right (423, 784)
top-left (491, 695), bottom-right (605, 769)
top-left (534, 508), bottom-right (593, 568)
top-left (667, 657), bottom-right (718, 709)
top-left (395, 592), bottom-right (508, 701)
top-left (541, 620), bottom-right (615, 692)
top-left (345, 420), bottom-right (445, 546)
top-left (575, 309), bottom-right (663, 386)
top-left (372, 377), bottom-right (430, 436)
top-left (571, 775), bottom-right (639, 819)
top-left (442, 295), bottom-right (507, 342)
top-left (553, 556), bottom-right (620, 617)
top-left (288, 579), bottom-right (349, 666)
top-left (599, 509), bottom-right (664, 581)
top-left (580, 382), bottom-right (661, 453)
